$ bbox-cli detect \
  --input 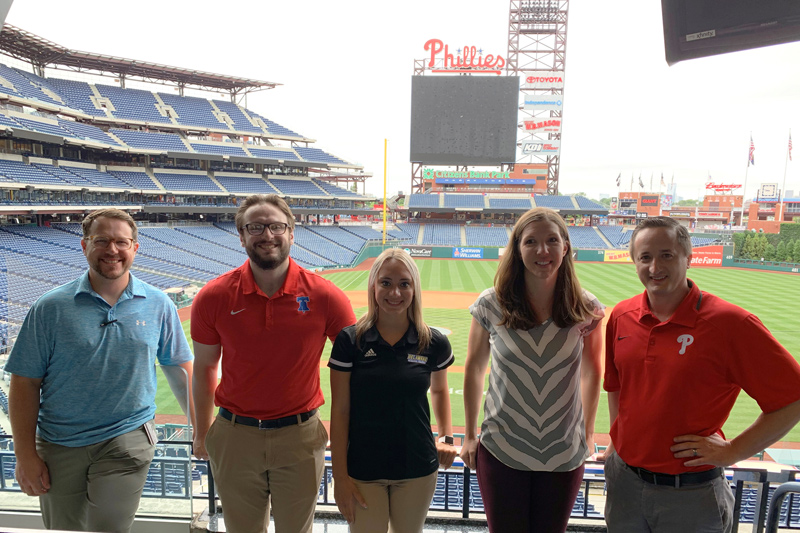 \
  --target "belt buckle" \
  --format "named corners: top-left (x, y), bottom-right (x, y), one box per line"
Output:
top-left (257, 418), bottom-right (269, 430)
